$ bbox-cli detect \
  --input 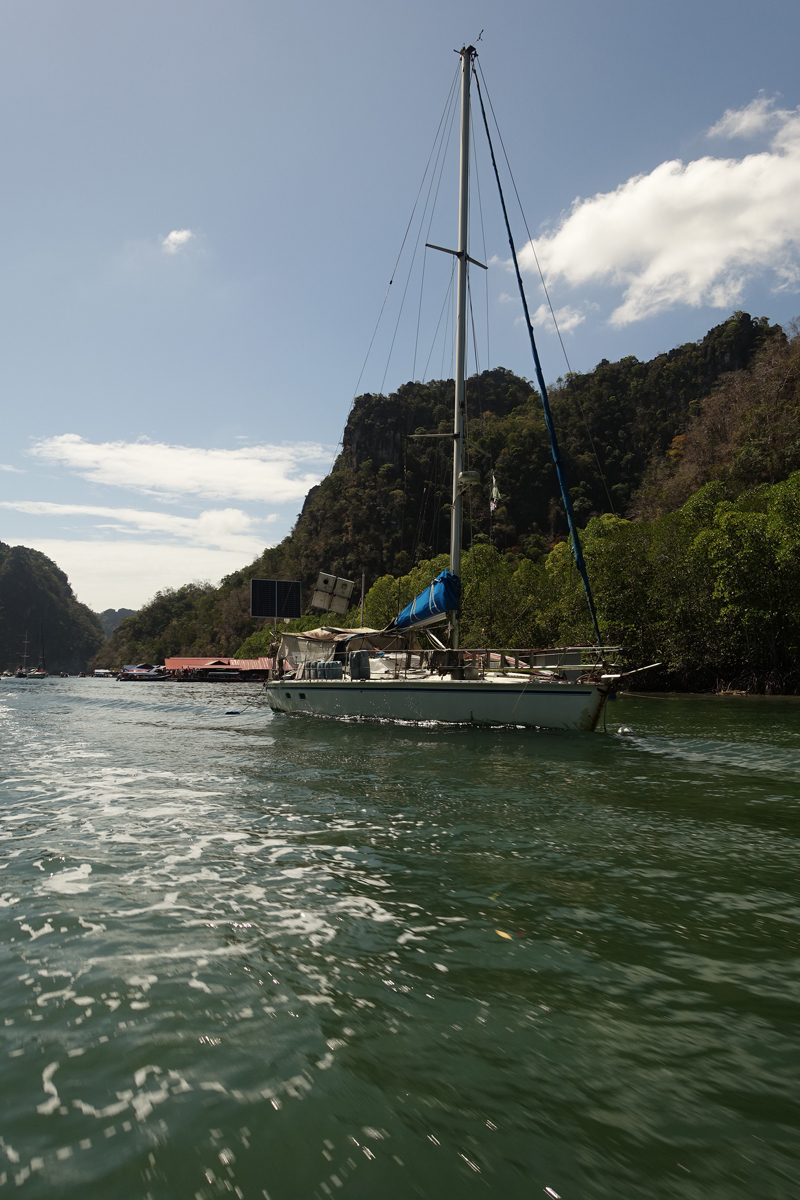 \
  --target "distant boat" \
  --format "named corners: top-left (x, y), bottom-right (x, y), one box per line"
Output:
top-left (27, 623), bottom-right (49, 679)
top-left (117, 663), bottom-right (169, 681)
top-left (15, 629), bottom-right (30, 678)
